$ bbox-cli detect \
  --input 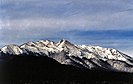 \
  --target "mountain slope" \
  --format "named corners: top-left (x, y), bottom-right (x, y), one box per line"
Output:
top-left (0, 39), bottom-right (133, 73)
